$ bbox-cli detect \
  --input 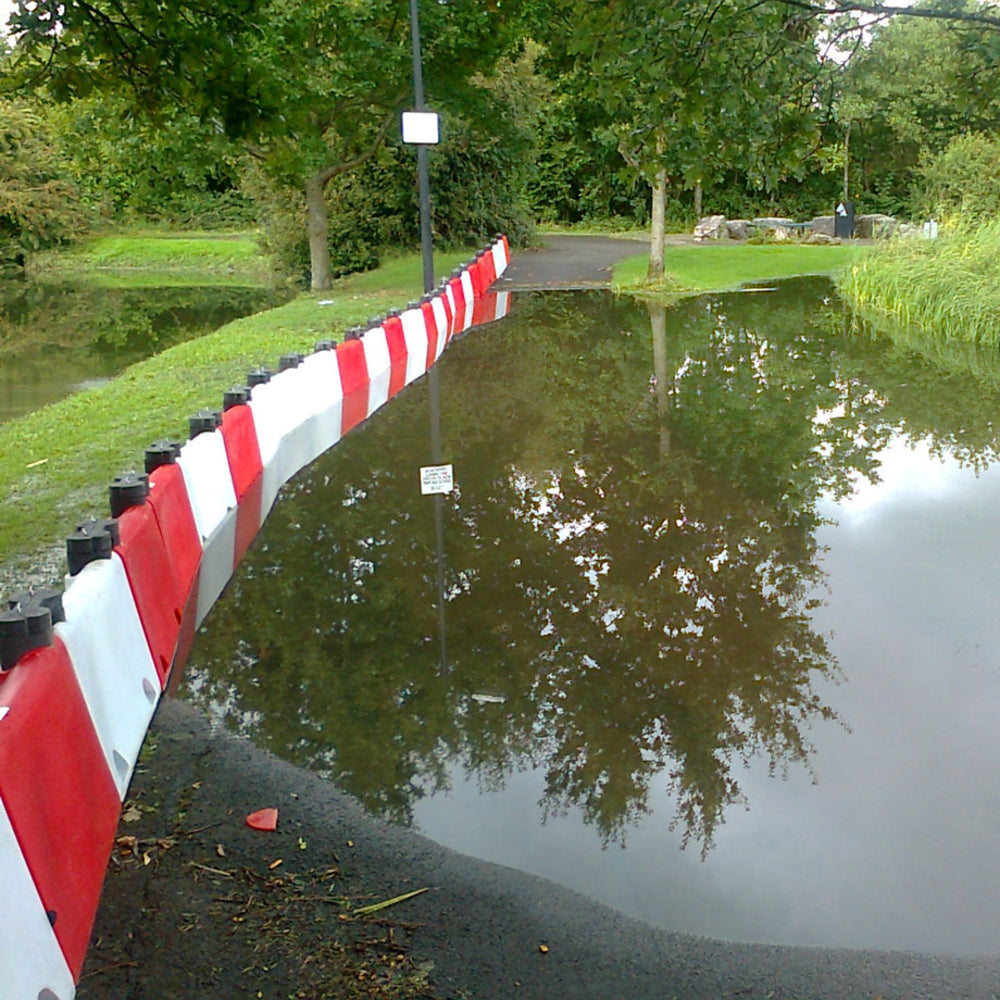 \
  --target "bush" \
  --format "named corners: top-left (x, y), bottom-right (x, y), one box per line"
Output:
top-left (917, 133), bottom-right (1000, 221)
top-left (0, 99), bottom-right (89, 264)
